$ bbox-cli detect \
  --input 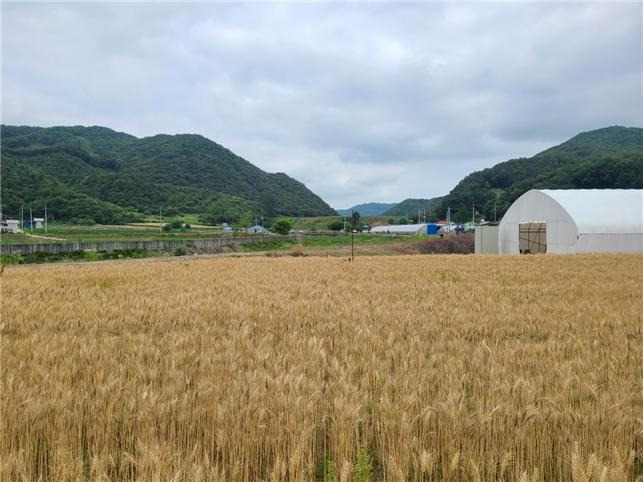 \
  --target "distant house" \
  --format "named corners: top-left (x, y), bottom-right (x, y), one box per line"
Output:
top-left (247, 225), bottom-right (269, 234)
top-left (7, 220), bottom-right (20, 233)
top-left (33, 218), bottom-right (44, 229)
top-left (1, 219), bottom-right (21, 234)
